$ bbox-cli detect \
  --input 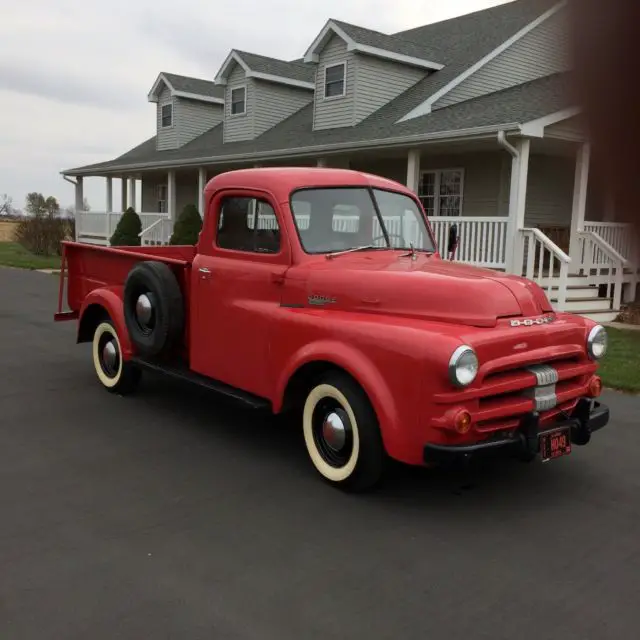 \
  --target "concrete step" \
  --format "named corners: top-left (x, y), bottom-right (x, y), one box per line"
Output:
top-left (570, 309), bottom-right (620, 323)
top-left (564, 285), bottom-right (601, 299)
top-left (551, 297), bottom-right (614, 313)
